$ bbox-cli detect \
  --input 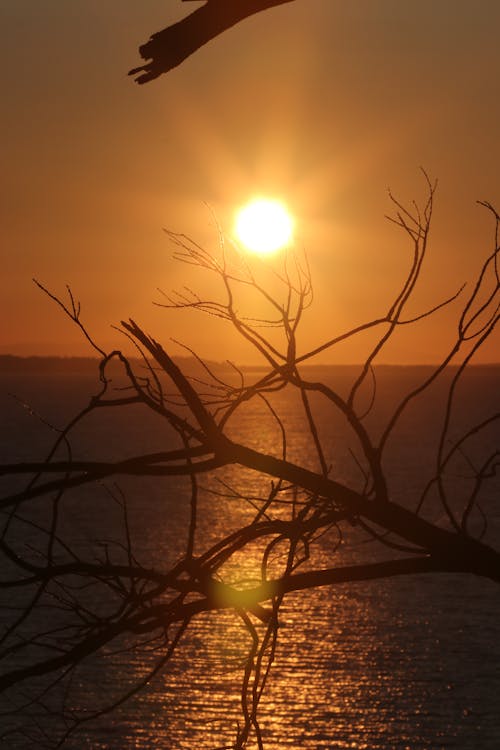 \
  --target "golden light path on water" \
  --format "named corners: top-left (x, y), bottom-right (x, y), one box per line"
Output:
top-left (2, 368), bottom-right (499, 748)
top-left (80, 371), bottom-right (499, 750)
